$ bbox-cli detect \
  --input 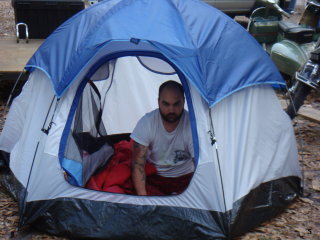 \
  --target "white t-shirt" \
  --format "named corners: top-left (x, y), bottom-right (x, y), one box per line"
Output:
top-left (130, 109), bottom-right (194, 177)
